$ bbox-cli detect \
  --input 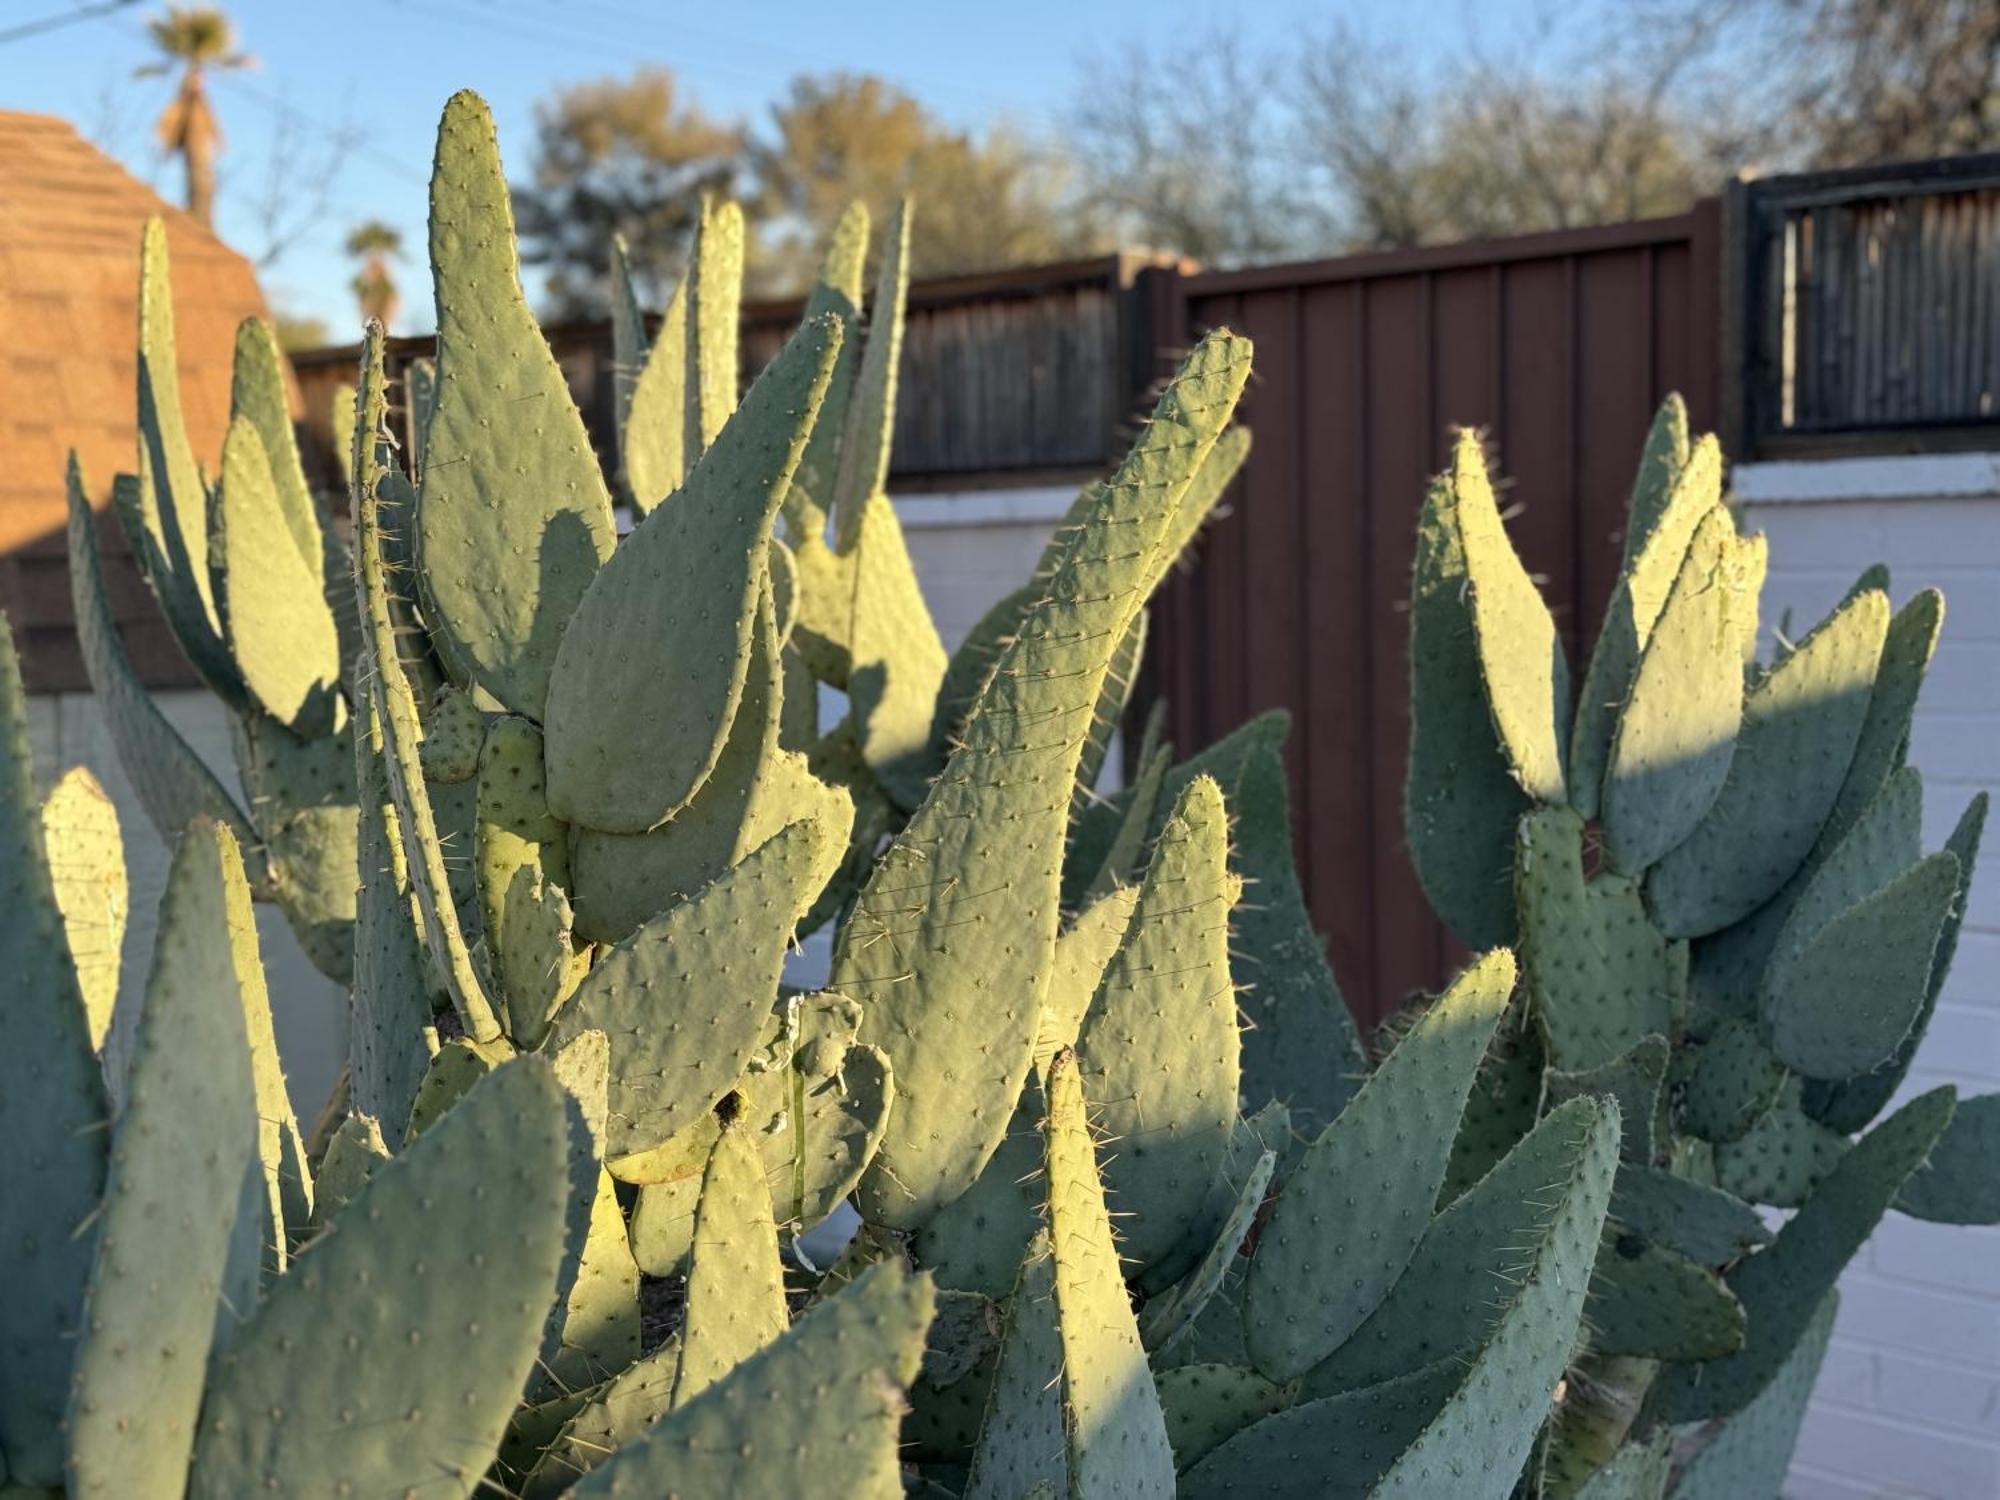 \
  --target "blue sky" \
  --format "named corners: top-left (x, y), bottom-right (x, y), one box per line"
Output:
top-left (7, 0), bottom-right (1568, 332)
